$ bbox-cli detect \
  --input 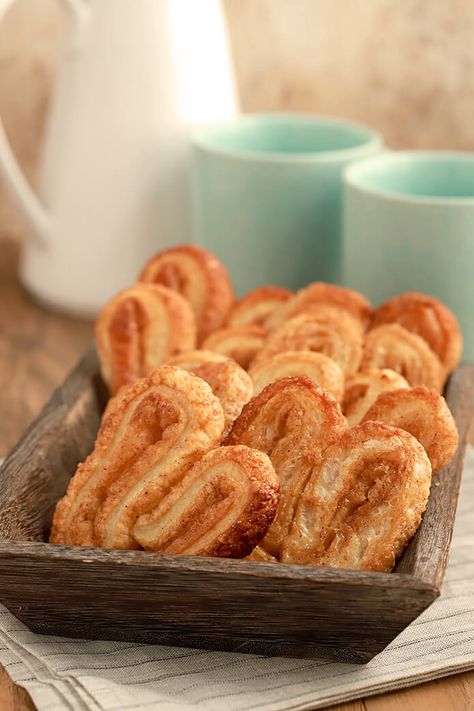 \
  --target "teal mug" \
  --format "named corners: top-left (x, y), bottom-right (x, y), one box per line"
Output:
top-left (191, 114), bottom-right (382, 295)
top-left (343, 151), bottom-right (474, 359)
